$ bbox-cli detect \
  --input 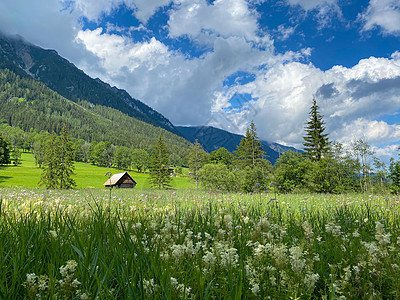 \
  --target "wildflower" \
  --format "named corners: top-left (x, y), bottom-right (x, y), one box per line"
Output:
top-left (325, 222), bottom-right (341, 236)
top-left (251, 282), bottom-right (260, 295)
top-left (289, 246), bottom-right (305, 274)
top-left (304, 272), bottom-right (319, 291)
top-left (302, 221), bottom-right (313, 240)
top-left (72, 279), bottom-right (81, 288)
top-left (49, 230), bottom-right (58, 239)
top-left (375, 221), bottom-right (391, 245)
top-left (37, 275), bottom-right (49, 292)
top-left (171, 277), bottom-right (179, 287)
